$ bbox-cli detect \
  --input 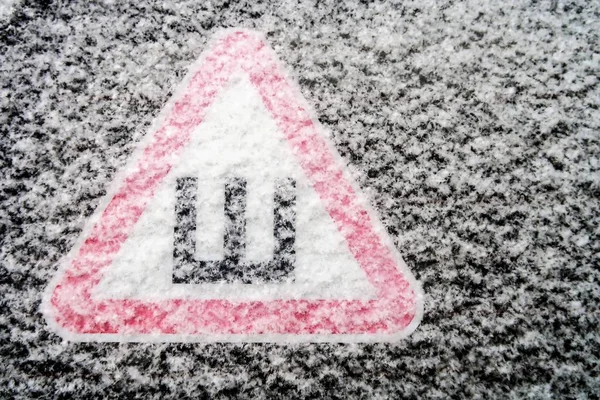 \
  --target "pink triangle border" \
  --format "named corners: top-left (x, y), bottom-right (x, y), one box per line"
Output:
top-left (42, 29), bottom-right (423, 342)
